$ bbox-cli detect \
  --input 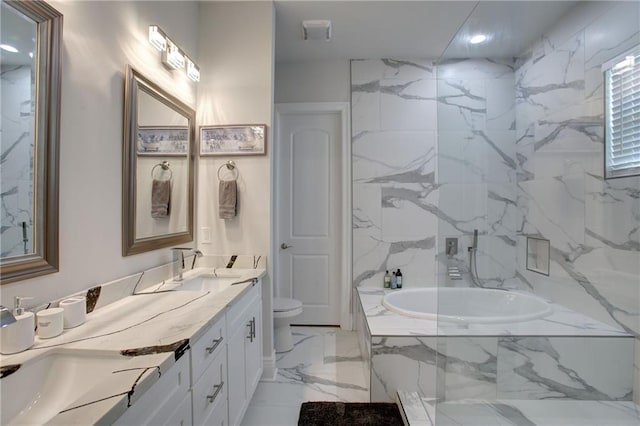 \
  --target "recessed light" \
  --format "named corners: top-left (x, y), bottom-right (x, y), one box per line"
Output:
top-left (29, 52), bottom-right (33, 59)
top-left (469, 34), bottom-right (487, 45)
top-left (0, 44), bottom-right (19, 53)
